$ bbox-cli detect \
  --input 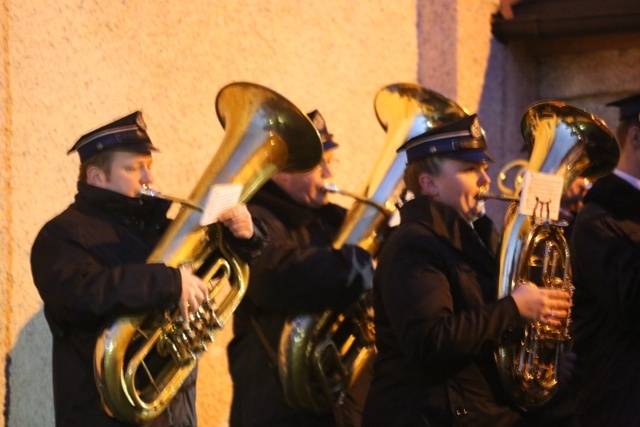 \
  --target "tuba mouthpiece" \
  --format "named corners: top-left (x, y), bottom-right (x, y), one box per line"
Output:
top-left (477, 189), bottom-right (520, 202)
top-left (321, 182), bottom-right (342, 194)
top-left (140, 184), bottom-right (158, 197)
top-left (321, 182), bottom-right (391, 215)
top-left (139, 184), bottom-right (203, 212)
